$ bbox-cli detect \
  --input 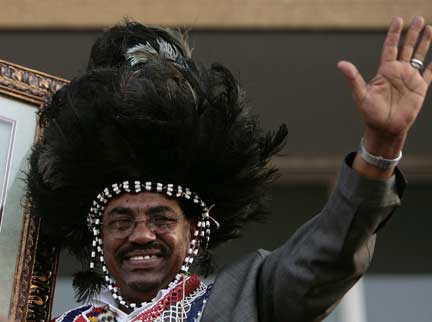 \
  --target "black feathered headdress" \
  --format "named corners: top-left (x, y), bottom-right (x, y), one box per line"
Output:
top-left (26, 21), bottom-right (287, 304)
